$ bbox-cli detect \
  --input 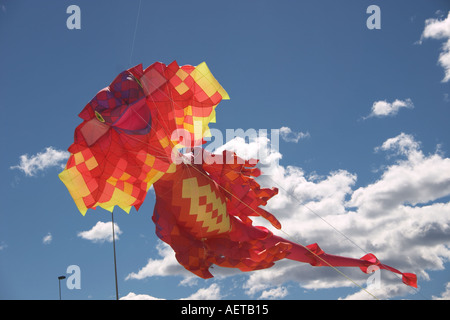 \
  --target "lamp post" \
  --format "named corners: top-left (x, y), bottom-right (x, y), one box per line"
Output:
top-left (58, 276), bottom-right (66, 300)
top-left (111, 211), bottom-right (119, 300)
